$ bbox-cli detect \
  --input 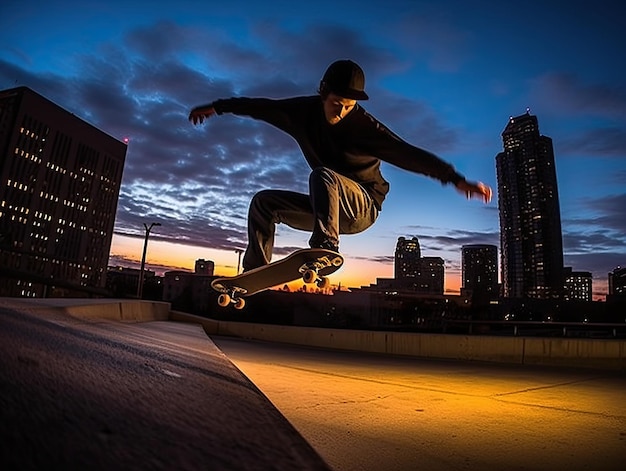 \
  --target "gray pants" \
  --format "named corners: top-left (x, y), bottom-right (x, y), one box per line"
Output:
top-left (242, 167), bottom-right (379, 271)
